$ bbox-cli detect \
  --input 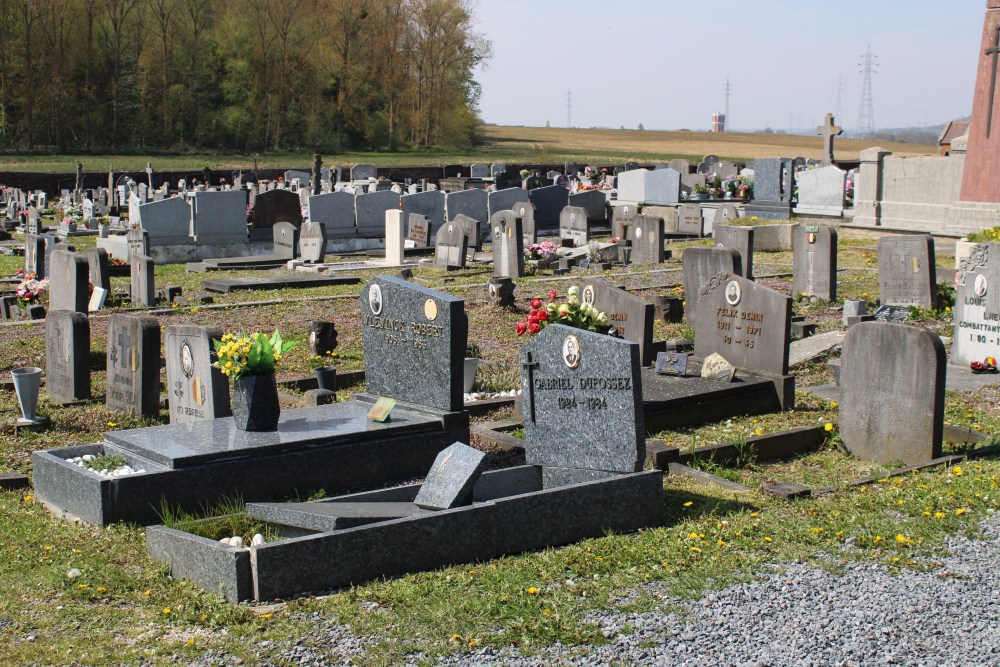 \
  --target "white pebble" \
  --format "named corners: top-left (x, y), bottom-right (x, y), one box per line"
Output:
top-left (66, 568), bottom-right (82, 579)
top-left (228, 536), bottom-right (244, 548)
top-left (251, 533), bottom-right (265, 546)
top-left (82, 454), bottom-right (95, 462)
